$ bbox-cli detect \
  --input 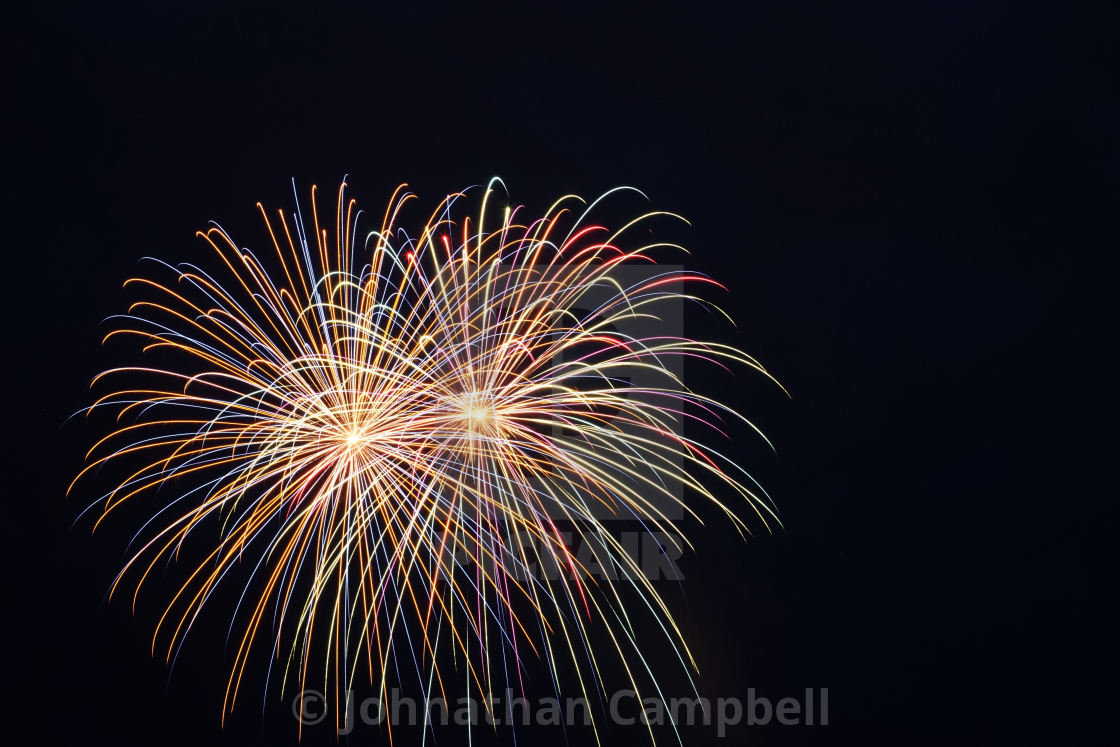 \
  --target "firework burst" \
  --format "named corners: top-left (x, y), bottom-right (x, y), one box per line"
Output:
top-left (71, 178), bottom-right (782, 742)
